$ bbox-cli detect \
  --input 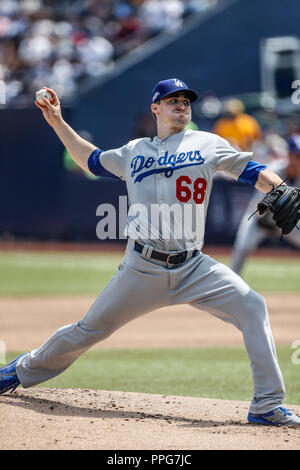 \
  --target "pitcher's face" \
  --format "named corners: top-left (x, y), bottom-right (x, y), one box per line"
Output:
top-left (151, 92), bottom-right (191, 131)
